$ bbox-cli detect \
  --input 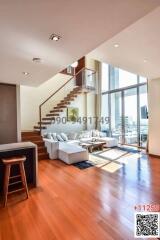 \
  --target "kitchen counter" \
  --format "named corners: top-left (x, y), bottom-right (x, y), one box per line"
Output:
top-left (0, 142), bottom-right (38, 191)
